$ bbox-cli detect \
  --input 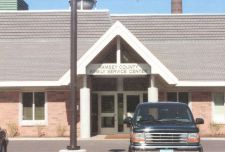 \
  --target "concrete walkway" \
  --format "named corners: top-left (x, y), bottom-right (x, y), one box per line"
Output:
top-left (8, 136), bottom-right (225, 141)
top-left (7, 138), bottom-right (225, 152)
